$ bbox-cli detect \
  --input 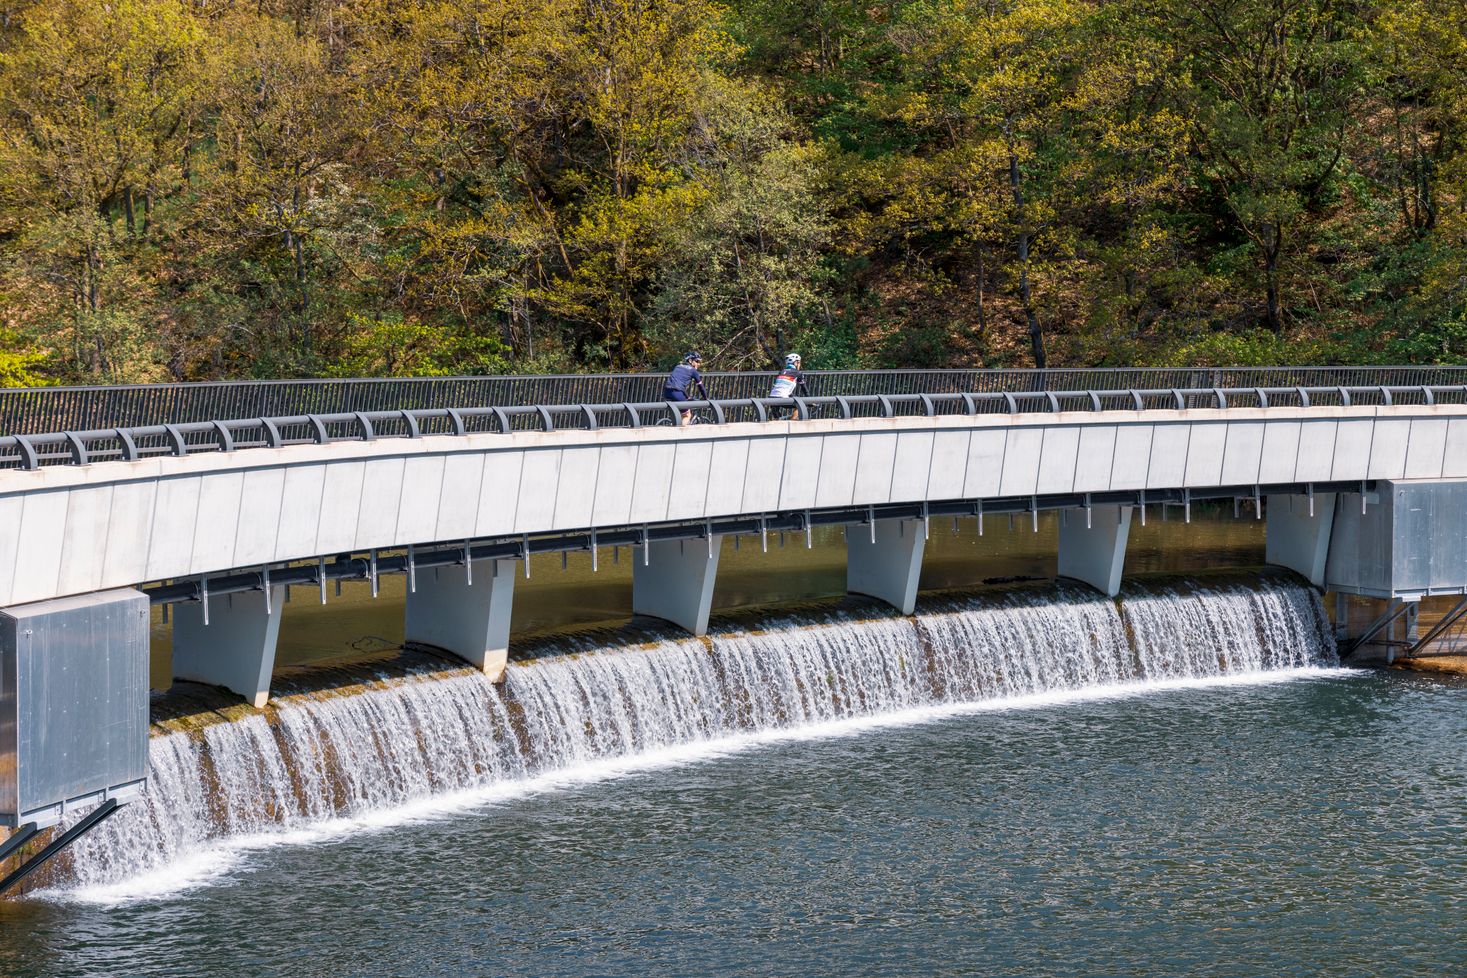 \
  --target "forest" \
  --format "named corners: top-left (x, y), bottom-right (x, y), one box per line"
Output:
top-left (0, 0), bottom-right (1463, 385)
